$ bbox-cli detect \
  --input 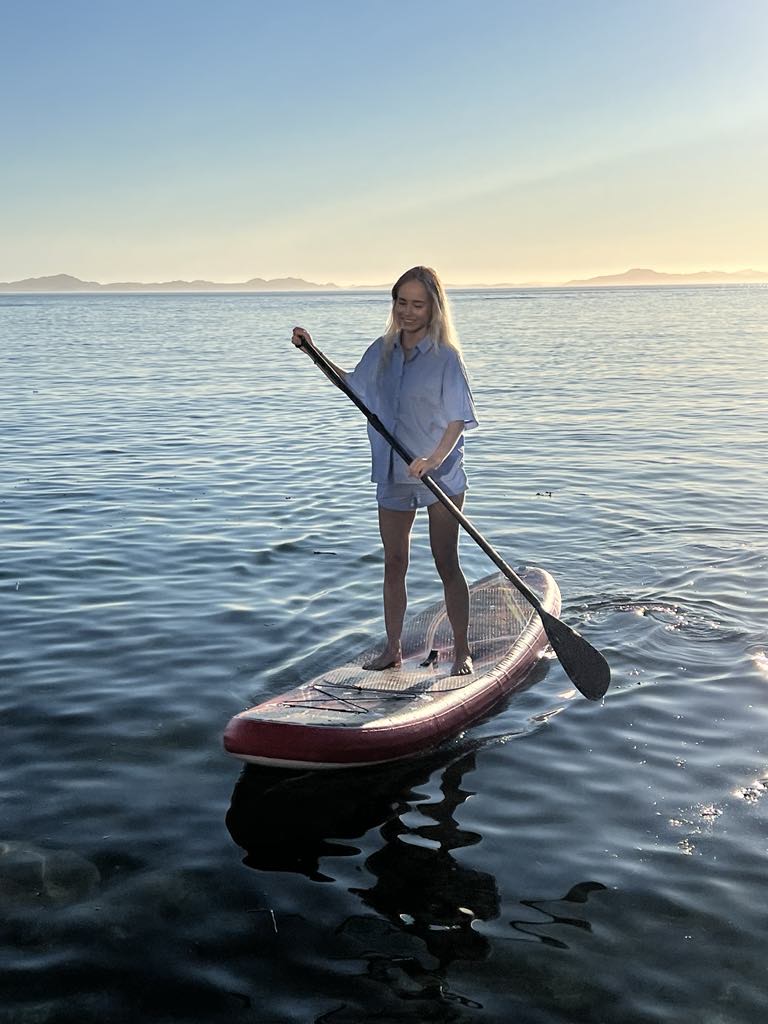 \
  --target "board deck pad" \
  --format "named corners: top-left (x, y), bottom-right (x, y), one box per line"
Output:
top-left (276, 572), bottom-right (539, 709)
top-left (224, 567), bottom-right (561, 767)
